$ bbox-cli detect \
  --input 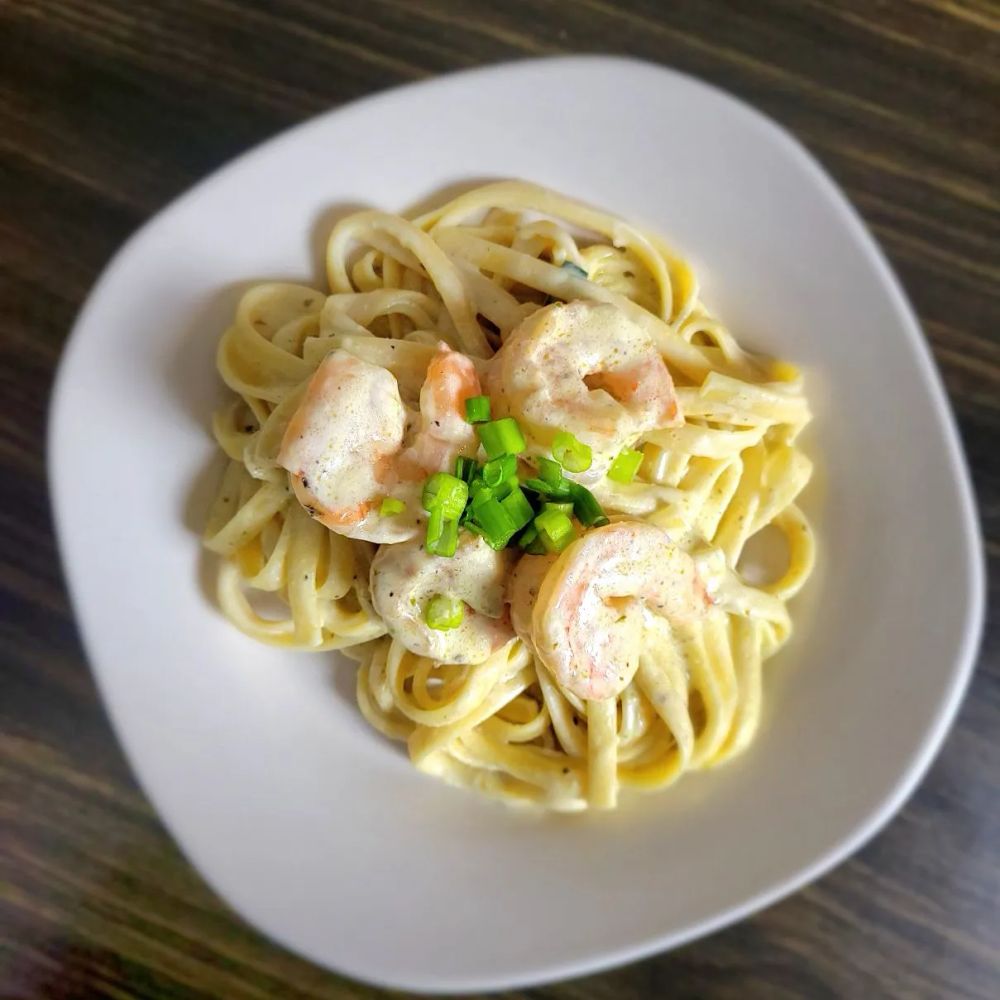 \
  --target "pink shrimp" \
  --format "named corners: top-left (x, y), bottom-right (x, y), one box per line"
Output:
top-left (278, 343), bottom-right (480, 543)
top-left (531, 522), bottom-right (710, 701)
top-left (506, 552), bottom-right (557, 650)
top-left (489, 300), bottom-right (680, 477)
top-left (370, 532), bottom-right (514, 664)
